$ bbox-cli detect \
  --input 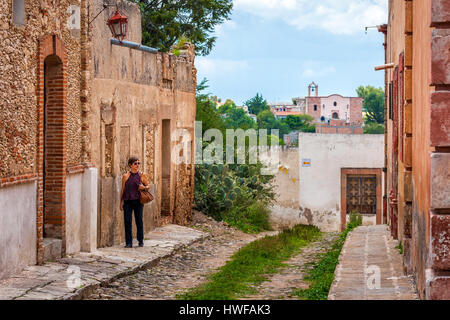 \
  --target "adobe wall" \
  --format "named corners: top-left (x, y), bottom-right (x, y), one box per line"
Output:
top-left (89, 0), bottom-right (196, 247)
